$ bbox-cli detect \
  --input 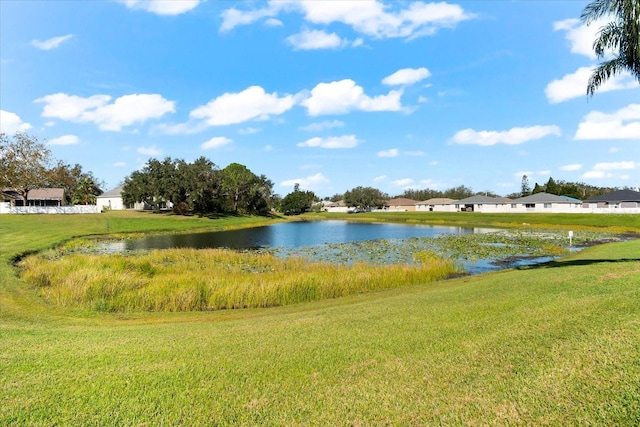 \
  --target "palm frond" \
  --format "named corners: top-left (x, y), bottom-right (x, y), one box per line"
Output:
top-left (587, 58), bottom-right (626, 96)
top-left (593, 22), bottom-right (624, 57)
